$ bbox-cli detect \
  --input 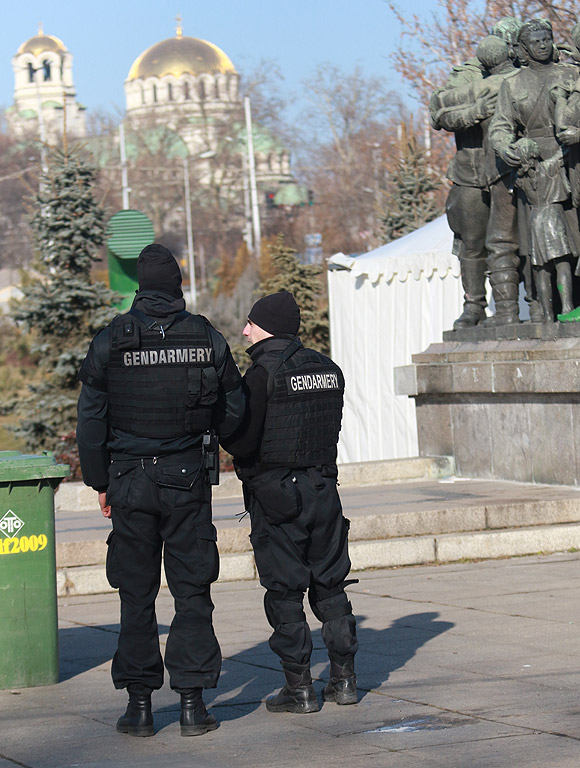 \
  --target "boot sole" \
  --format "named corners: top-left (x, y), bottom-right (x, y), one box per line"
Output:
top-left (116, 724), bottom-right (155, 737)
top-left (323, 690), bottom-right (358, 705)
top-left (181, 721), bottom-right (220, 737)
top-left (266, 699), bottom-right (320, 714)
